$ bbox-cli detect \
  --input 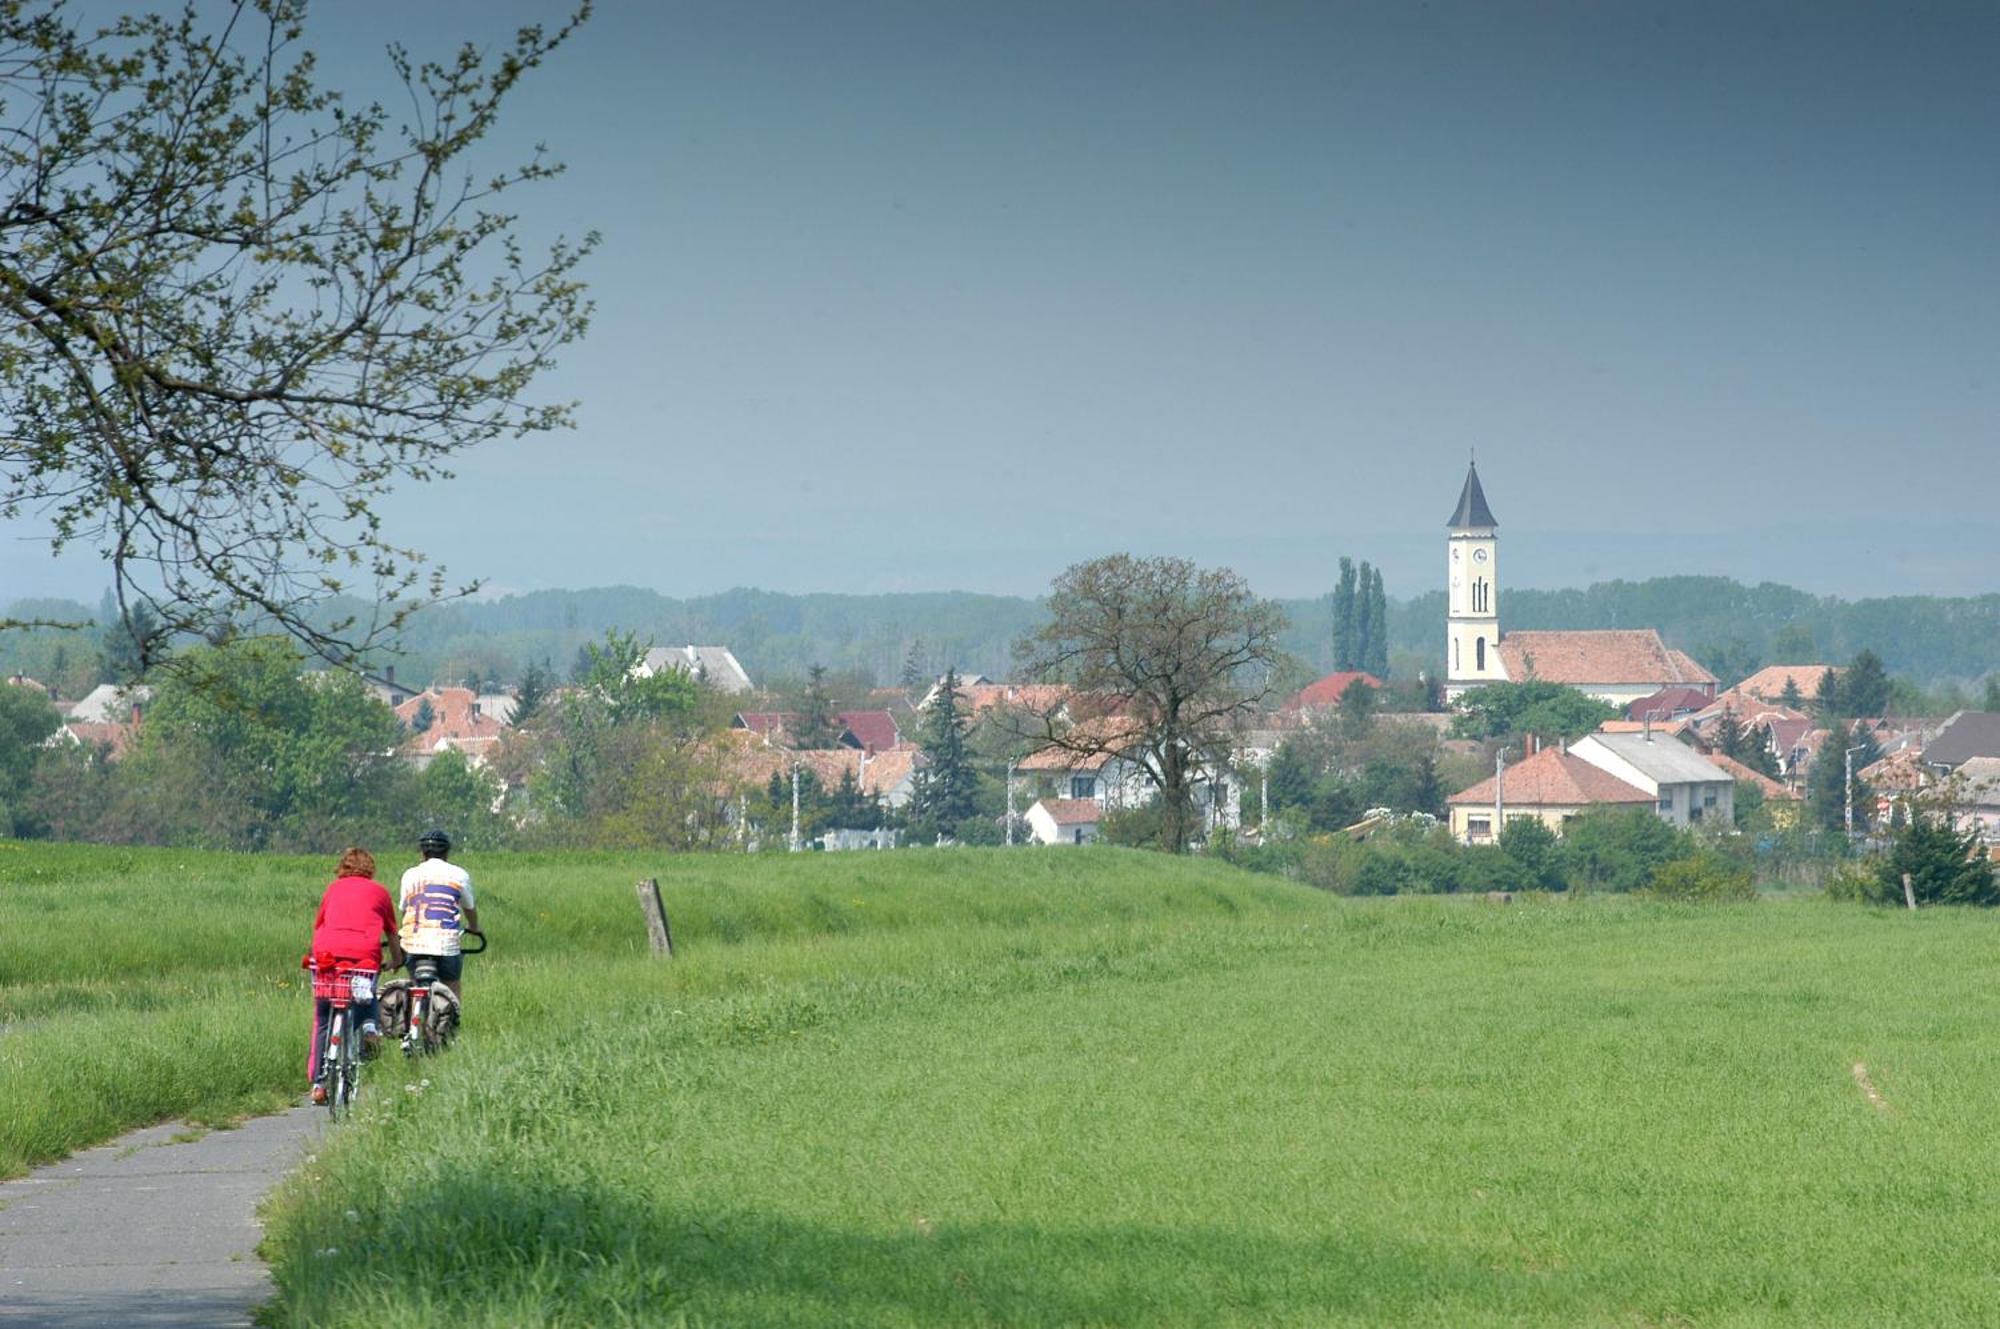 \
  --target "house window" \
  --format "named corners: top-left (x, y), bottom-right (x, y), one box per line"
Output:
top-left (1070, 775), bottom-right (1096, 800)
top-left (1703, 786), bottom-right (1719, 809)
top-left (1466, 816), bottom-right (1492, 841)
top-left (1658, 797), bottom-right (1674, 815)
top-left (1475, 637), bottom-right (1486, 671)
top-left (1074, 828), bottom-right (1085, 845)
